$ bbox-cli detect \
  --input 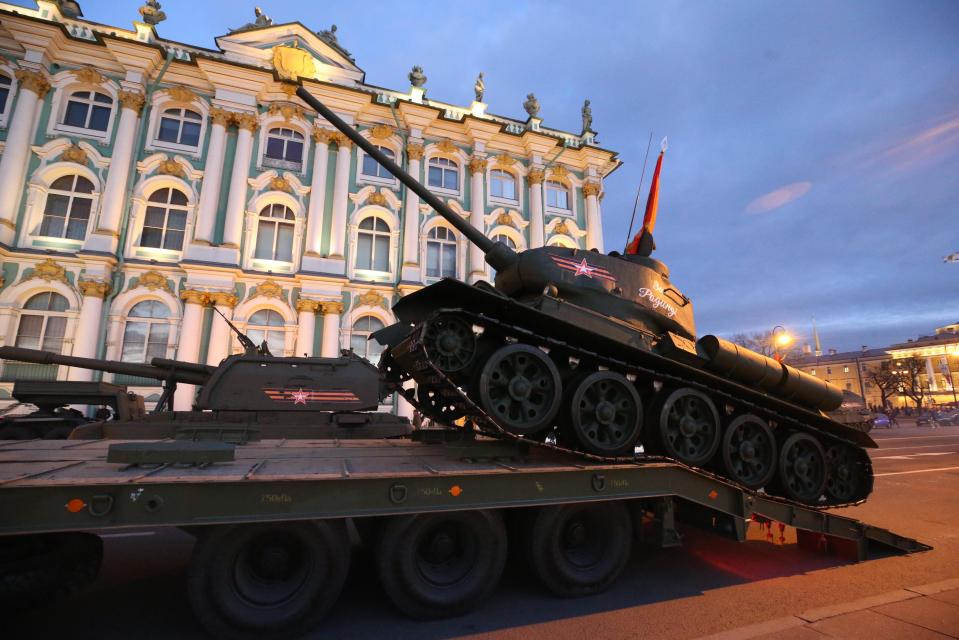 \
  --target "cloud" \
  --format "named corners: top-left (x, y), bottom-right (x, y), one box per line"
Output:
top-left (744, 181), bottom-right (812, 215)
top-left (861, 113), bottom-right (959, 174)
